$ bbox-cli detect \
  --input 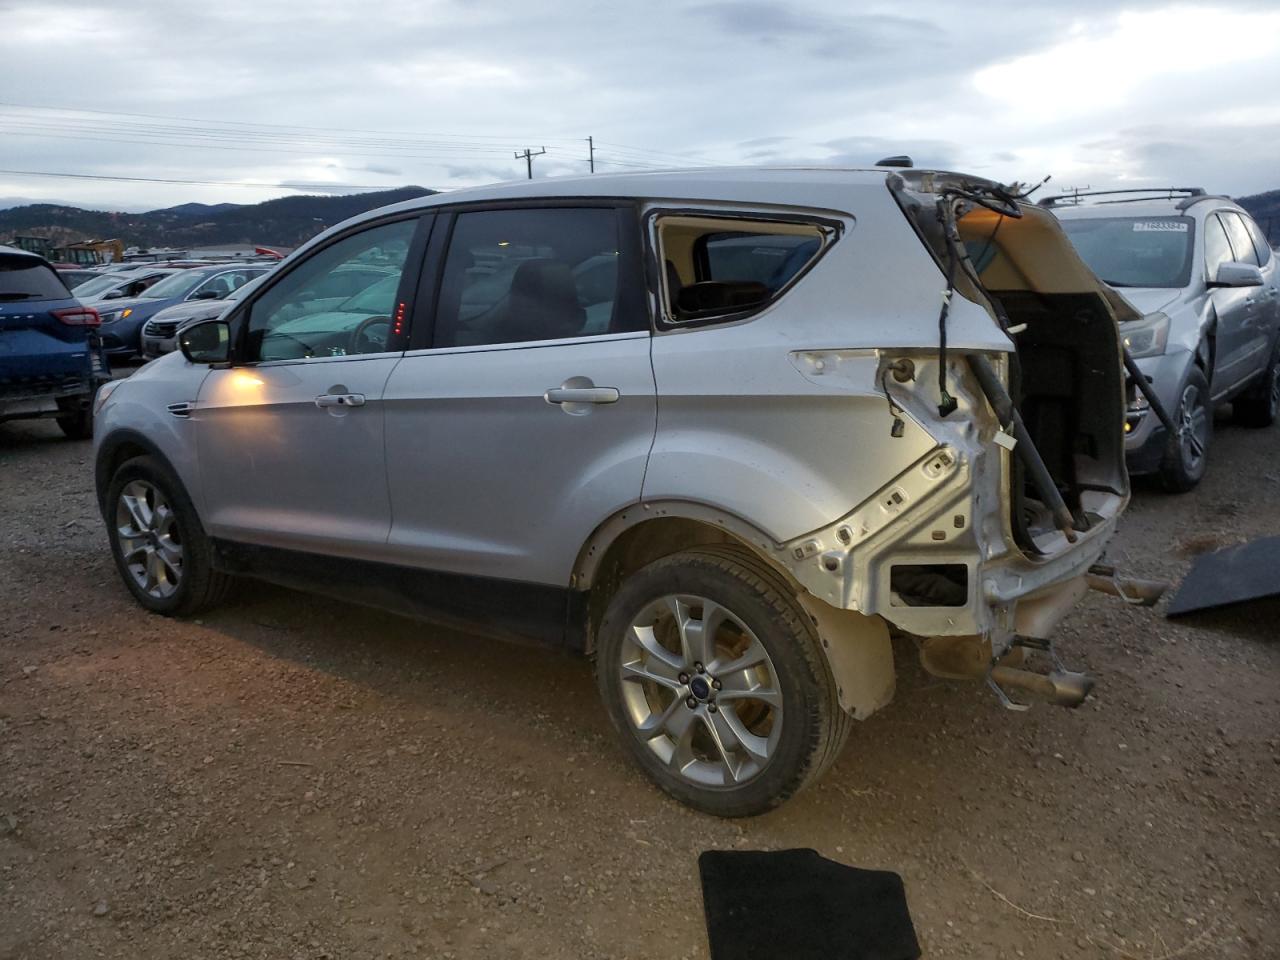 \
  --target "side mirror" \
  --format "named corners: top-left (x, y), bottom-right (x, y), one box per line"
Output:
top-left (1210, 261), bottom-right (1264, 288)
top-left (180, 319), bottom-right (231, 365)
top-left (103, 289), bottom-right (124, 300)
top-left (191, 289), bottom-right (221, 300)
